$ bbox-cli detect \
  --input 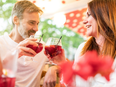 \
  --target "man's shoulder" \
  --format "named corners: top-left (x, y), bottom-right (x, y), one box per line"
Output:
top-left (0, 33), bottom-right (12, 50)
top-left (0, 35), bottom-right (5, 43)
top-left (0, 33), bottom-right (8, 44)
top-left (0, 34), bottom-right (4, 38)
